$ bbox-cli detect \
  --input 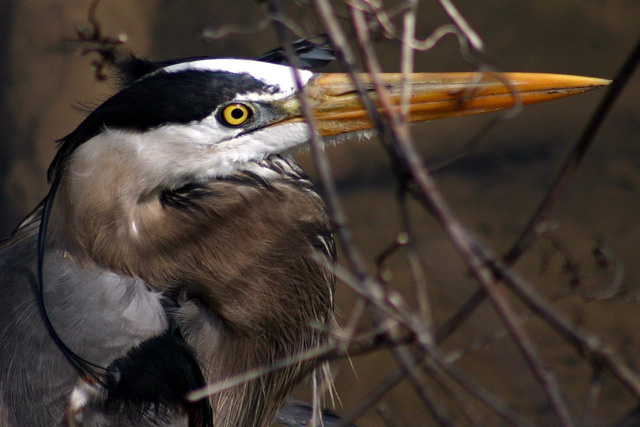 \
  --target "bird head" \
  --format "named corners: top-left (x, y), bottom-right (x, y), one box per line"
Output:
top-left (49, 57), bottom-right (609, 194)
